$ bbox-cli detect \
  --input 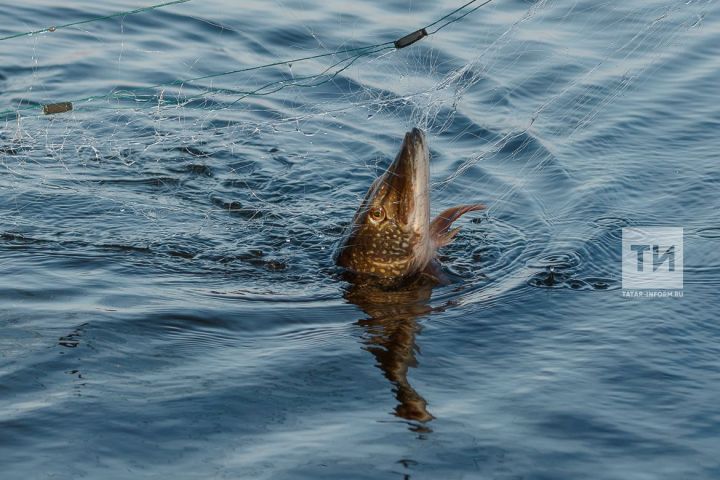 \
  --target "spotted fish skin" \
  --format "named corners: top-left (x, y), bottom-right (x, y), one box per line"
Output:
top-left (335, 128), bottom-right (484, 281)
